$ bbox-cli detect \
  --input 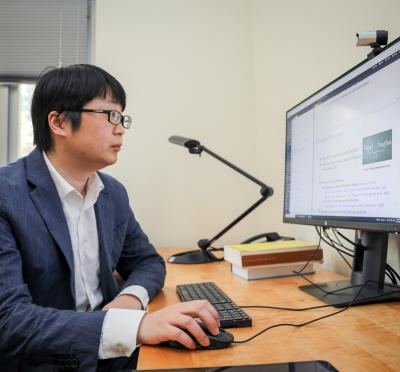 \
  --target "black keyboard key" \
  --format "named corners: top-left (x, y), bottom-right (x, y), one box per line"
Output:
top-left (176, 282), bottom-right (252, 328)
